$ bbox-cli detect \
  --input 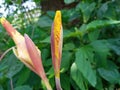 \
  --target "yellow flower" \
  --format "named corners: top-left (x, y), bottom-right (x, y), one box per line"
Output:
top-left (51, 11), bottom-right (63, 90)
